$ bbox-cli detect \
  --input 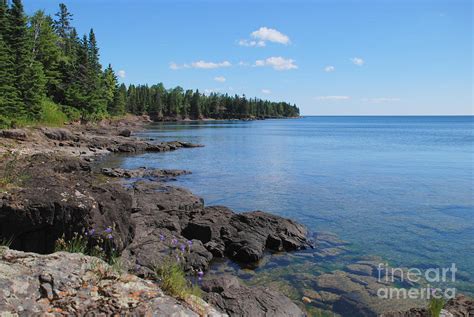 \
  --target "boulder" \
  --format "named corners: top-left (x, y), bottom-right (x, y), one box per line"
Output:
top-left (119, 129), bottom-right (132, 137)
